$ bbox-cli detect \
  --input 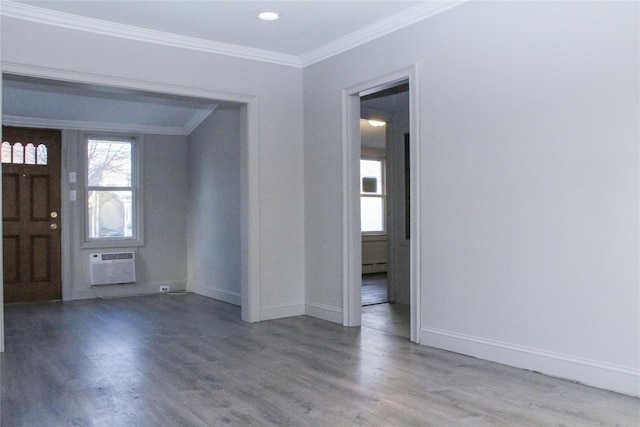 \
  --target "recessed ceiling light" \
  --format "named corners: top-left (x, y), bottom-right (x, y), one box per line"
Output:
top-left (258, 12), bottom-right (280, 21)
top-left (368, 120), bottom-right (386, 127)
